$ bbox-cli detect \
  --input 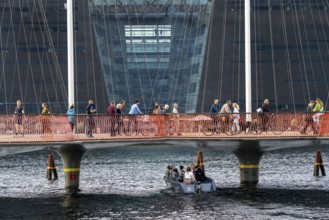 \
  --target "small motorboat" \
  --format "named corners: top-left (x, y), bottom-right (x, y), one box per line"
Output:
top-left (163, 151), bottom-right (217, 194)
top-left (164, 176), bottom-right (216, 194)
